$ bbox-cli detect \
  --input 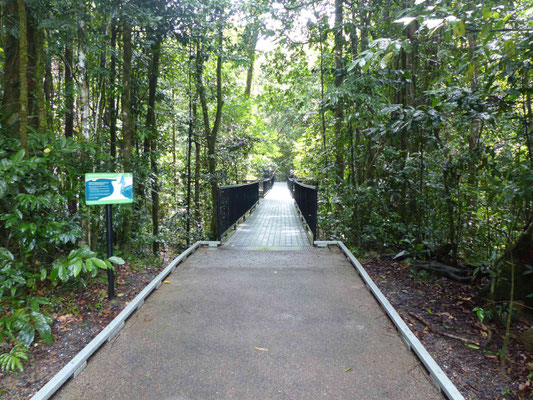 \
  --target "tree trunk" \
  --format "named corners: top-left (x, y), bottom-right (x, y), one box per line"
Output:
top-left (121, 19), bottom-right (133, 171)
top-left (78, 9), bottom-right (90, 141)
top-left (64, 42), bottom-right (74, 138)
top-left (146, 35), bottom-right (161, 255)
top-left (244, 25), bottom-right (259, 97)
top-left (195, 20), bottom-right (224, 239)
top-left (468, 33), bottom-right (481, 153)
top-left (106, 21), bottom-right (118, 161)
top-left (17, 0), bottom-right (29, 149)
top-left (194, 104), bottom-right (201, 228)
top-left (34, 27), bottom-right (47, 134)
top-left (333, 0), bottom-right (344, 180)
top-left (2, 0), bottom-right (20, 138)
top-left (44, 42), bottom-right (54, 128)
